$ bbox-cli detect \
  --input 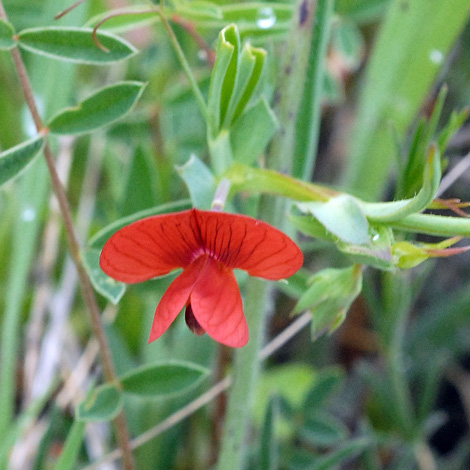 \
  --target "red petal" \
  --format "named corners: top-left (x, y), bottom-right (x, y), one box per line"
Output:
top-left (100, 209), bottom-right (303, 284)
top-left (190, 257), bottom-right (248, 348)
top-left (193, 210), bottom-right (303, 280)
top-left (100, 210), bottom-right (203, 283)
top-left (148, 258), bottom-right (204, 343)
